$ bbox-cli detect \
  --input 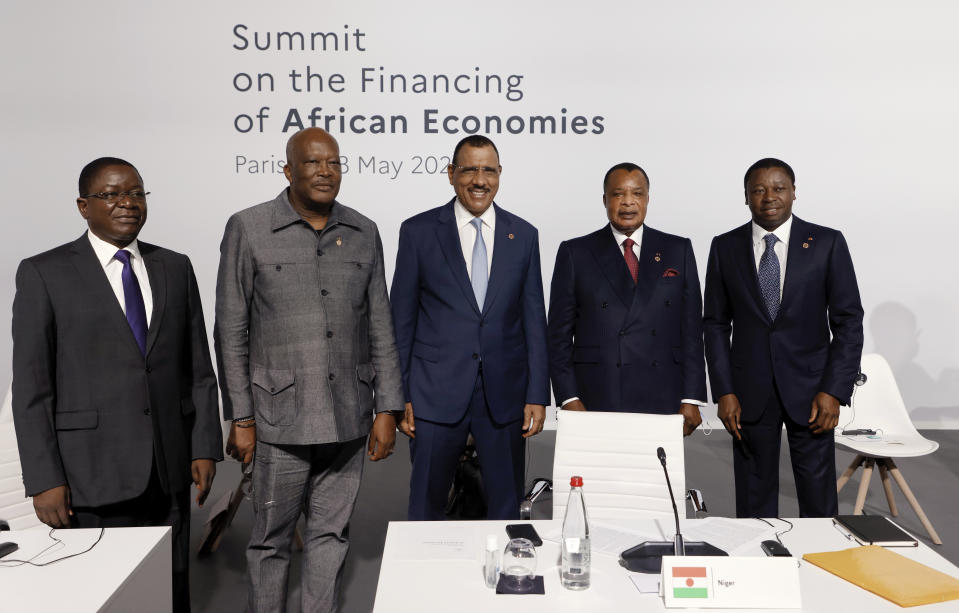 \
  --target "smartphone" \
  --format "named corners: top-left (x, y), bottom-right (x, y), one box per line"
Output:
top-left (0, 542), bottom-right (19, 559)
top-left (505, 523), bottom-right (542, 547)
